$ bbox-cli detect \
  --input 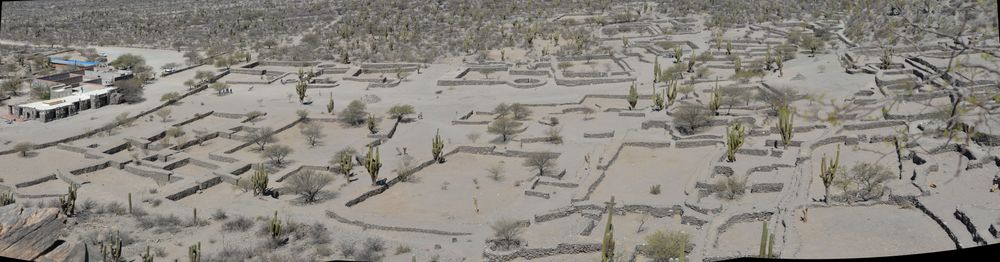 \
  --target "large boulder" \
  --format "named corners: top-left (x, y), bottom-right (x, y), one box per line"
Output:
top-left (0, 205), bottom-right (67, 260)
